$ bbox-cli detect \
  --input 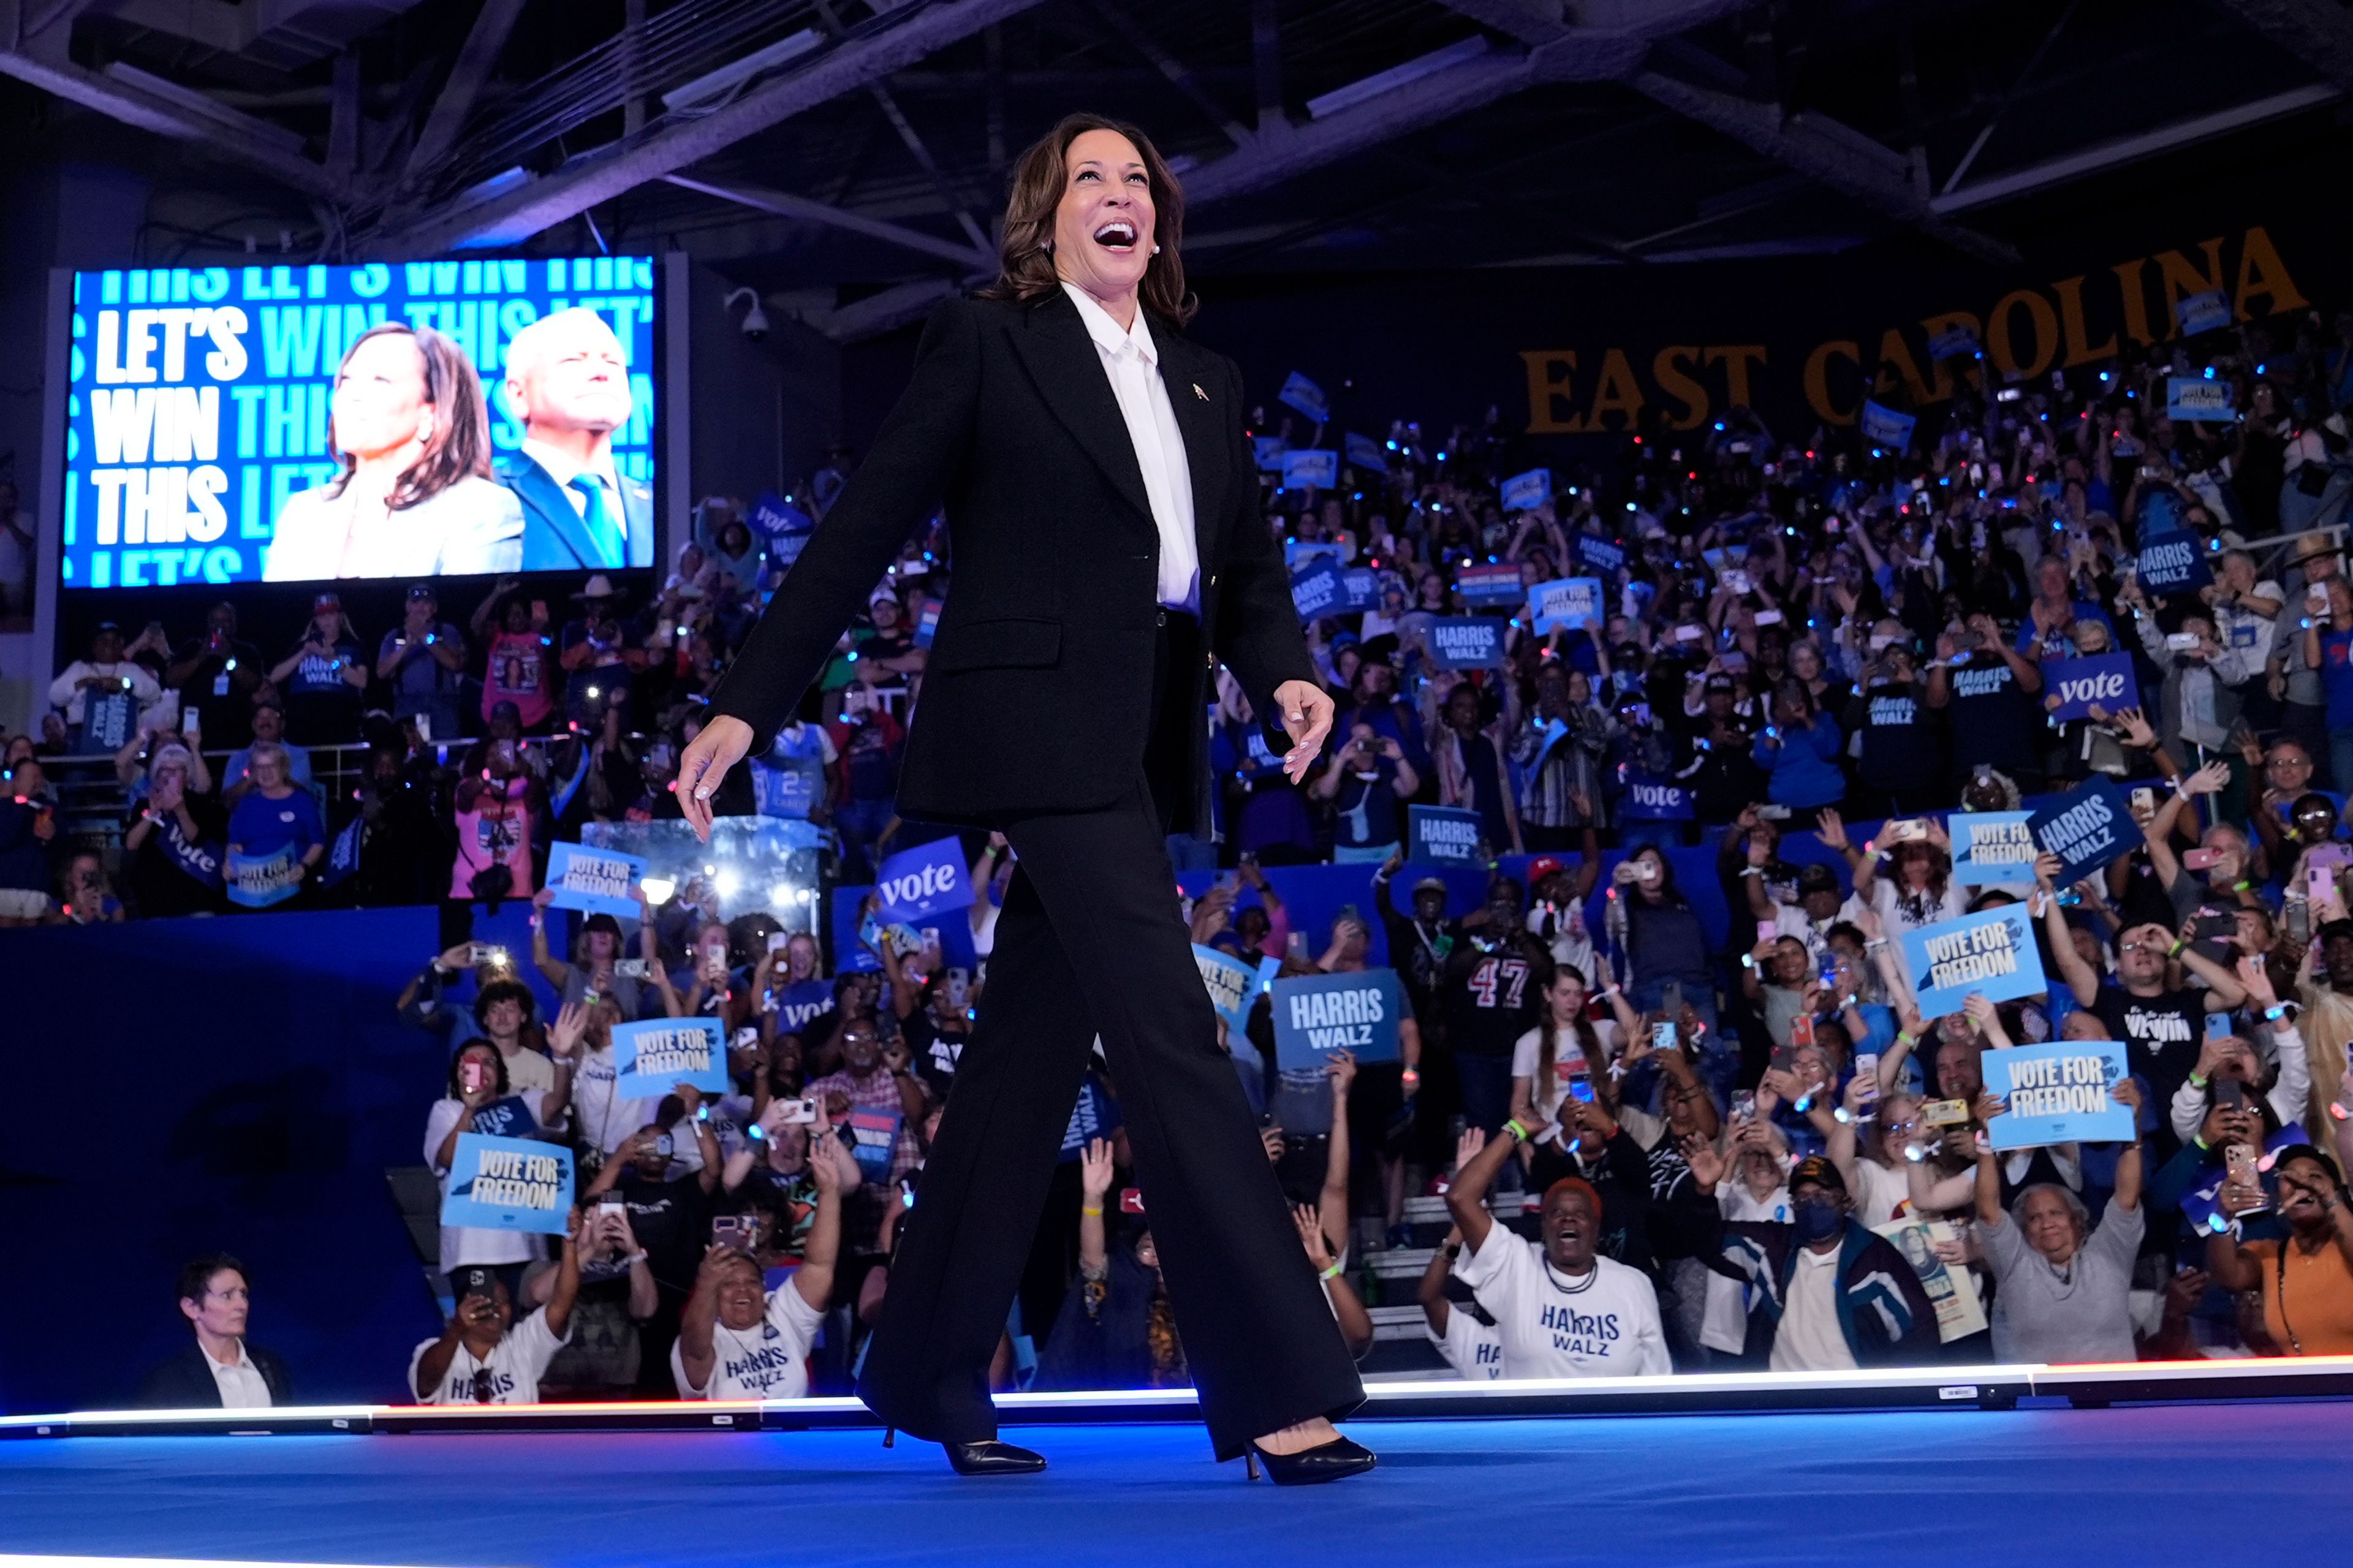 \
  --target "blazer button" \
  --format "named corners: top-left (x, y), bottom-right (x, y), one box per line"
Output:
top-left (1156, 610), bottom-right (1168, 627)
